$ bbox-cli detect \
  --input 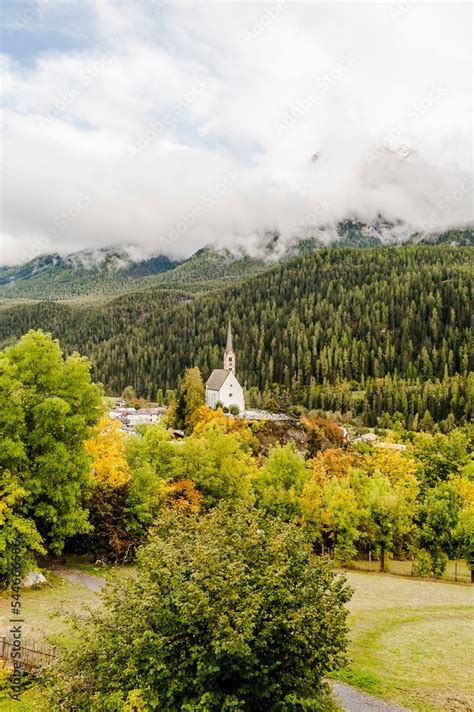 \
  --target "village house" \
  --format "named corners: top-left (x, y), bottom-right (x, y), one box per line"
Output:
top-left (127, 407), bottom-right (165, 425)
